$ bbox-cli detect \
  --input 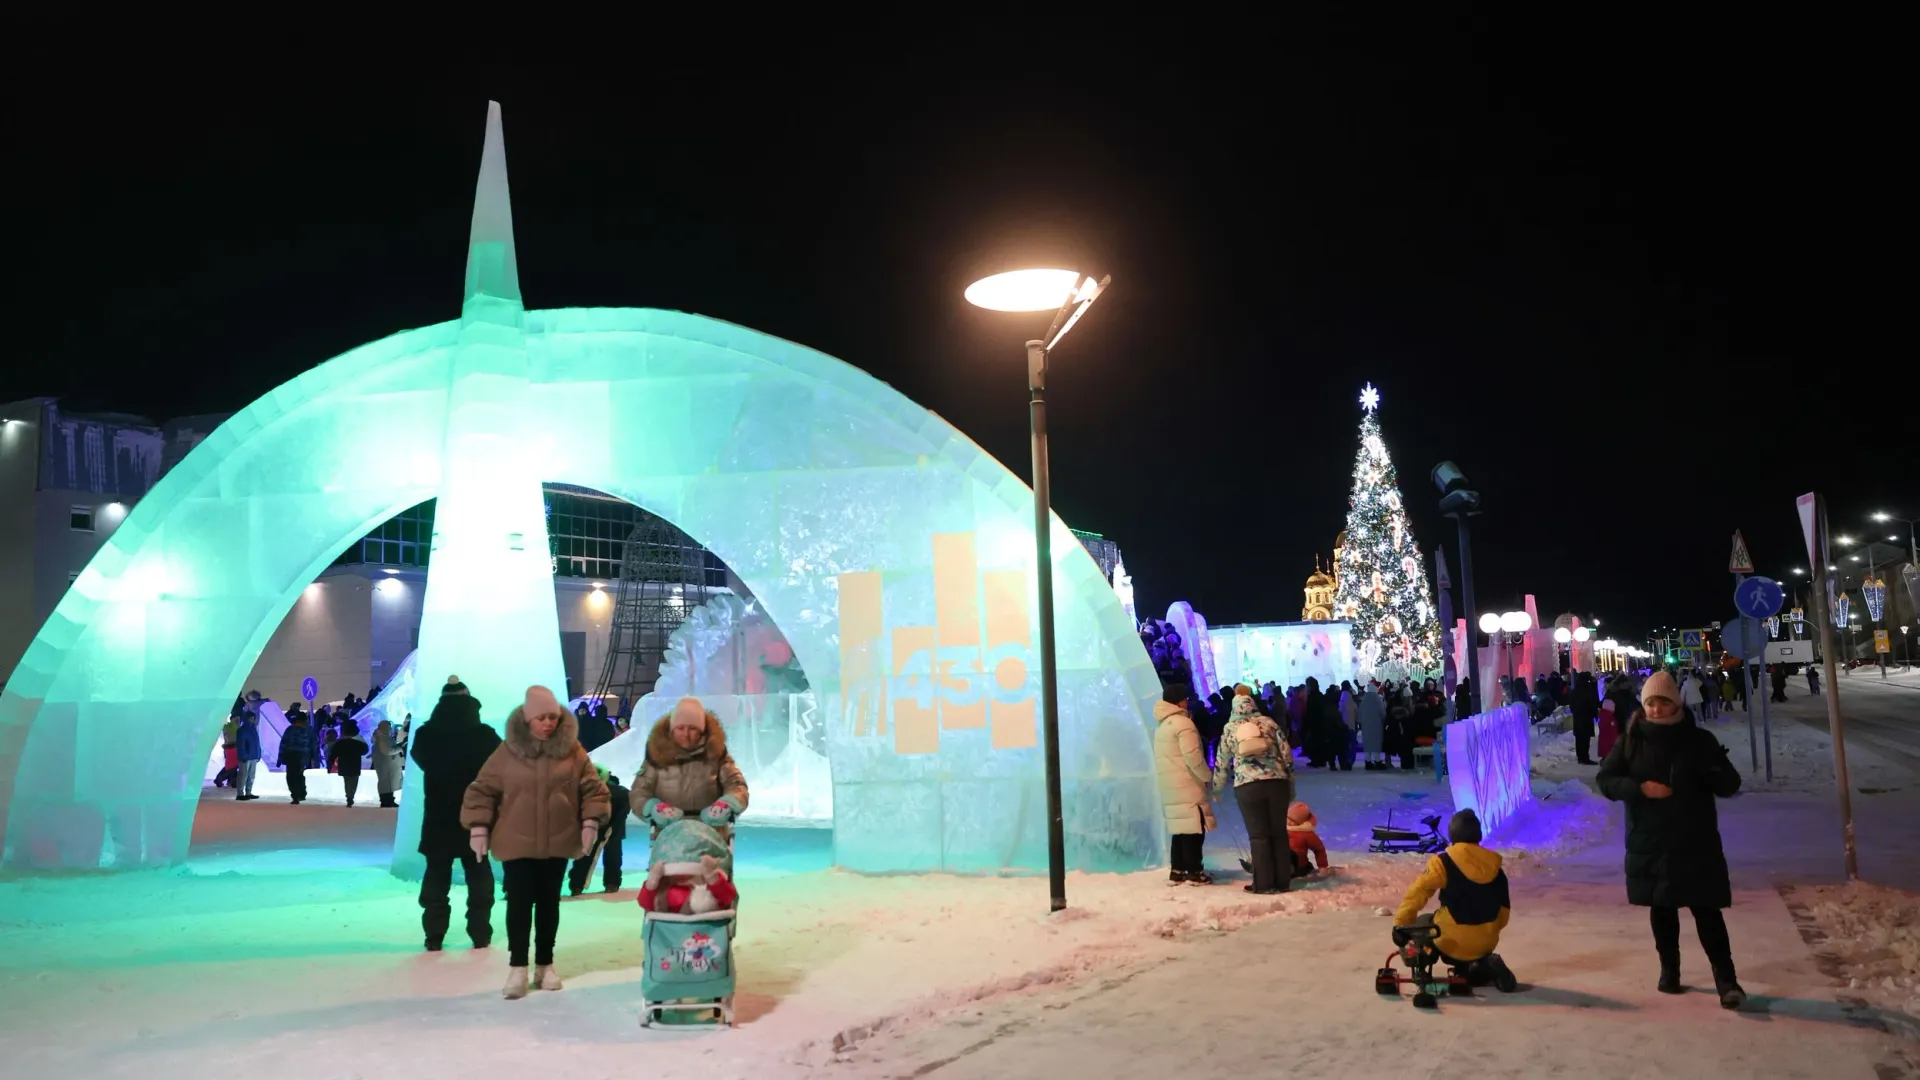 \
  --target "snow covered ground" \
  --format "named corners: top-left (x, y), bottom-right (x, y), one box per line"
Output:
top-left (4, 717), bottom-right (1918, 1079)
